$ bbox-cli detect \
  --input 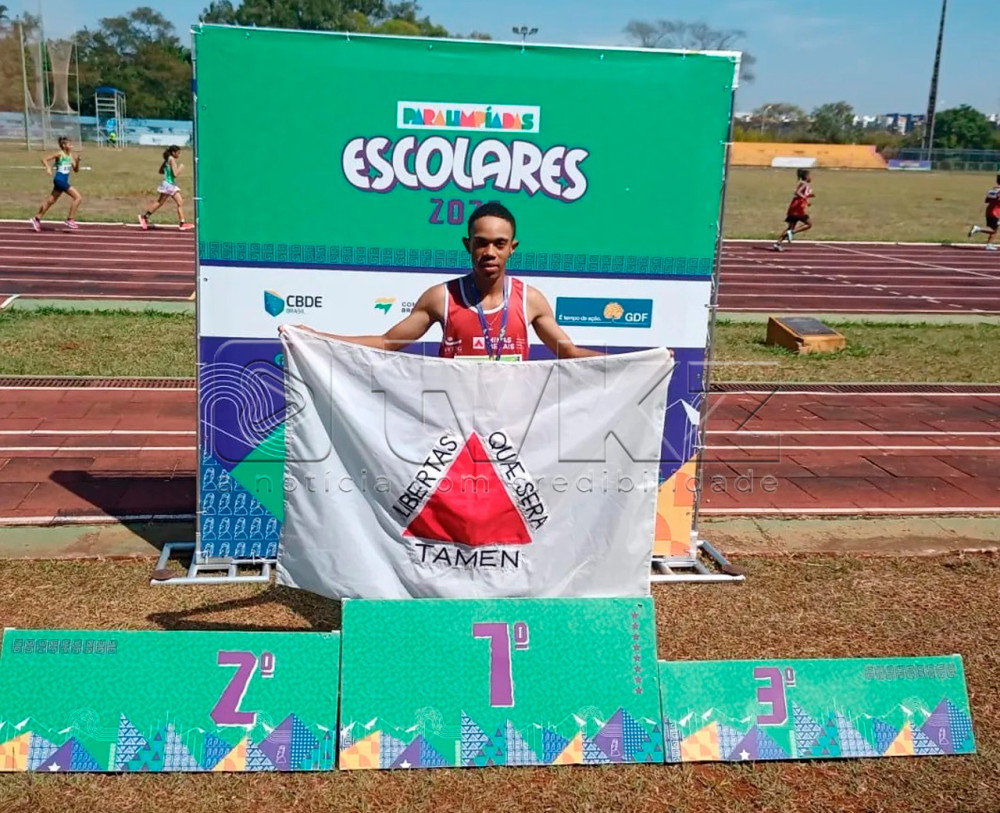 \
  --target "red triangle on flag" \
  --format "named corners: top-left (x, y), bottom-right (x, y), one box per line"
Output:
top-left (403, 433), bottom-right (532, 547)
